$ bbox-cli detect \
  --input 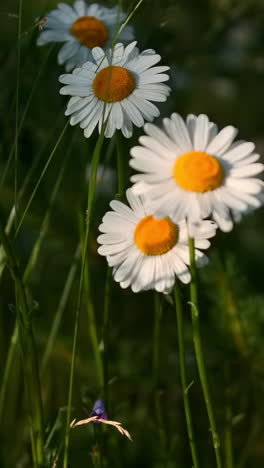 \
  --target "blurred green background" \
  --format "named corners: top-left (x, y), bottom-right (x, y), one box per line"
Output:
top-left (1, 0), bottom-right (264, 466)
